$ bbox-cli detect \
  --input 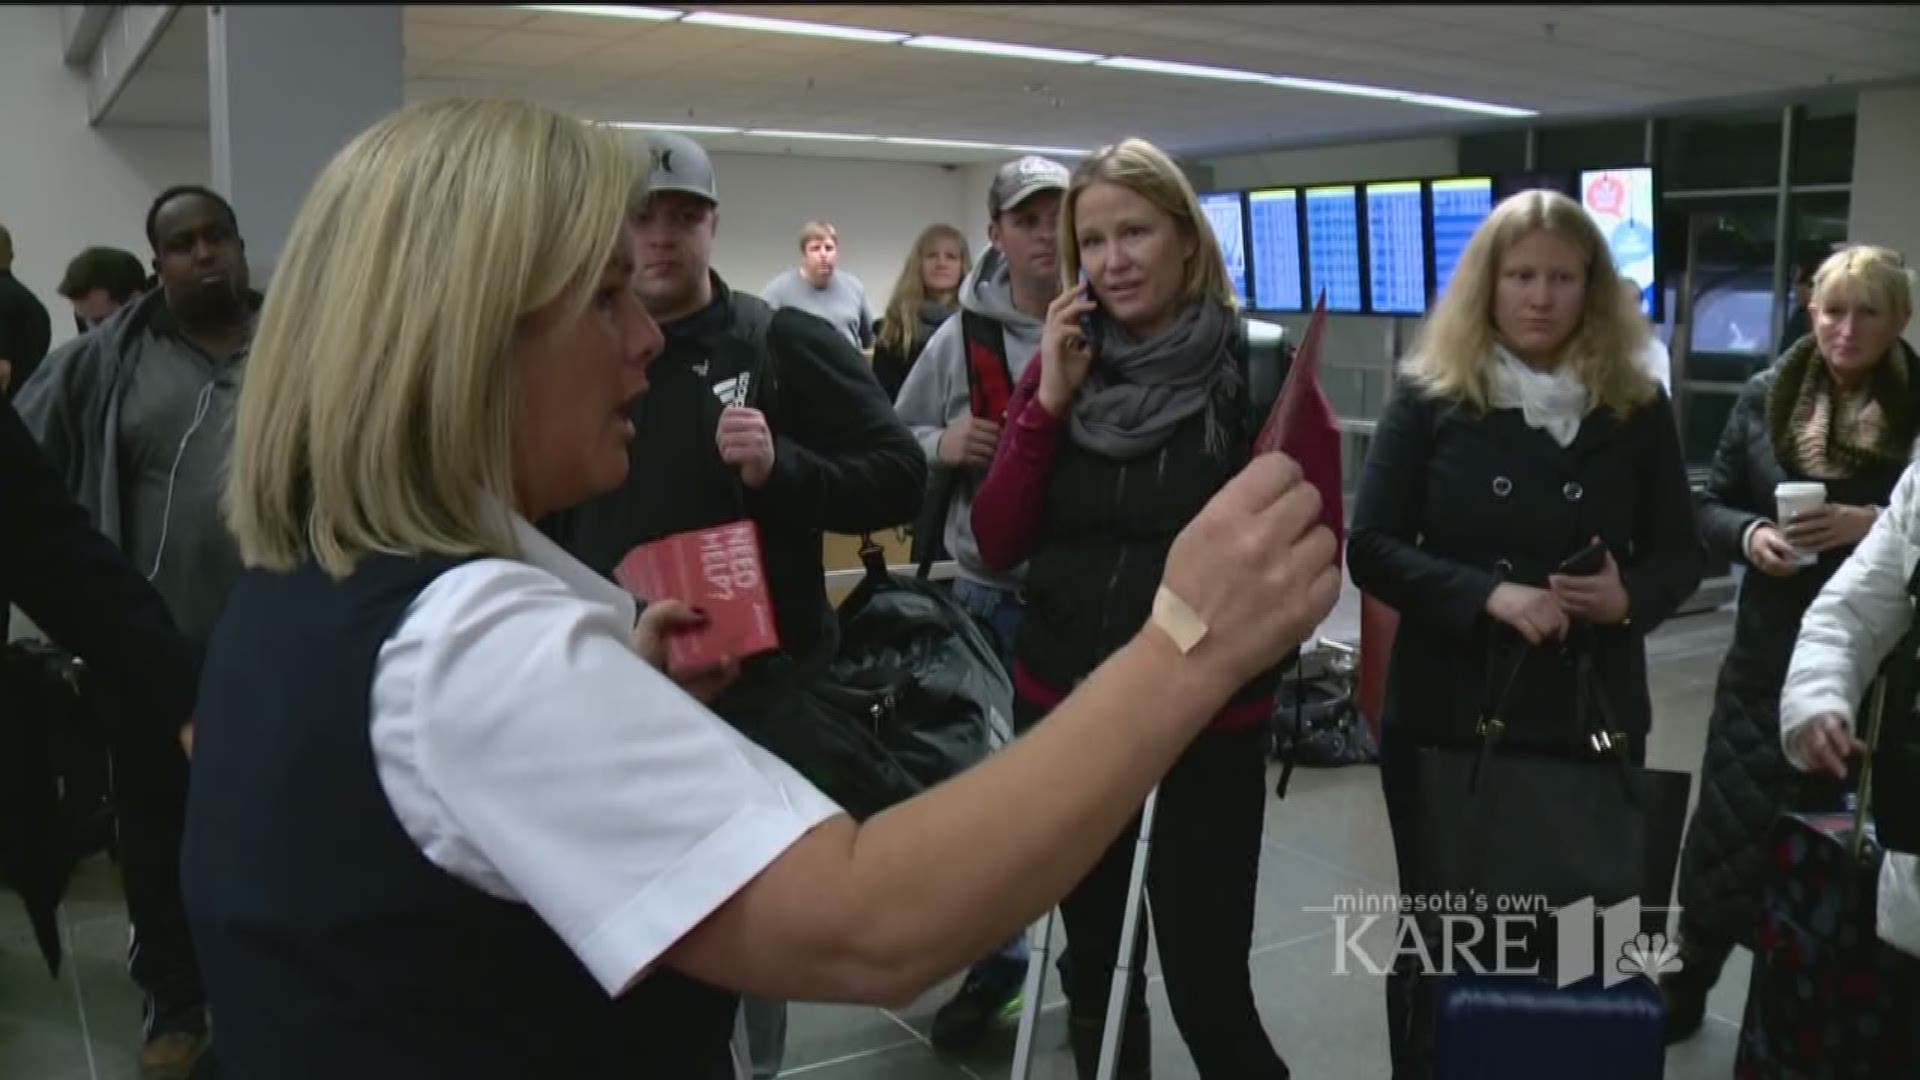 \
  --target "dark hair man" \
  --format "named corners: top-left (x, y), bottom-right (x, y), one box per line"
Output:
top-left (0, 221), bottom-right (52, 400)
top-left (59, 246), bottom-right (152, 334)
top-left (14, 182), bottom-right (262, 1077)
